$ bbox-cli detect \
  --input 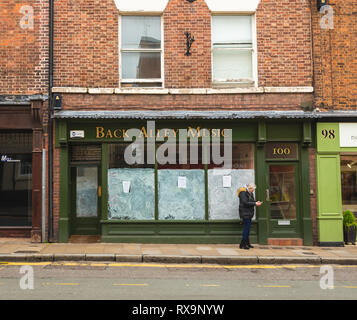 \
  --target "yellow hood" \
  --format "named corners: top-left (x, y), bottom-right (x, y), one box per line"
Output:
top-left (237, 187), bottom-right (247, 197)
